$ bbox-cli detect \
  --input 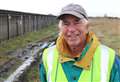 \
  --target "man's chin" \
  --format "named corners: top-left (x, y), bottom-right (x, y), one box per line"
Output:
top-left (67, 42), bottom-right (80, 47)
